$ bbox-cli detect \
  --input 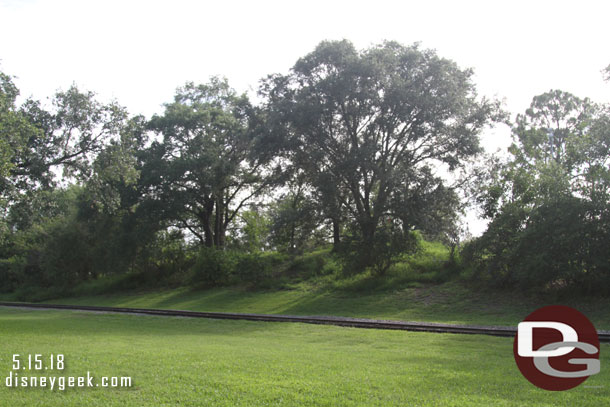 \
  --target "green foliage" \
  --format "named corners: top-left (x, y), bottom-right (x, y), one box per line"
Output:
top-left (0, 183), bottom-right (171, 294)
top-left (138, 230), bottom-right (195, 279)
top-left (37, 216), bottom-right (95, 286)
top-left (339, 223), bottom-right (420, 276)
top-left (268, 183), bottom-right (320, 254)
top-left (190, 247), bottom-right (238, 286)
top-left (464, 196), bottom-right (610, 292)
top-left (85, 118), bottom-right (142, 214)
top-left (234, 251), bottom-right (285, 284)
top-left (2, 79), bottom-right (128, 201)
top-left (238, 209), bottom-right (271, 253)
top-left (189, 248), bottom-right (289, 287)
top-left (144, 78), bottom-right (274, 249)
top-left (466, 90), bottom-right (610, 292)
top-left (333, 239), bottom-right (454, 293)
top-left (0, 187), bottom-right (86, 290)
top-left (0, 255), bottom-right (25, 293)
top-left (286, 248), bottom-right (334, 278)
top-left (0, 71), bottom-right (38, 185)
top-left (263, 40), bottom-right (499, 266)
top-left (2, 54), bottom-right (608, 300)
